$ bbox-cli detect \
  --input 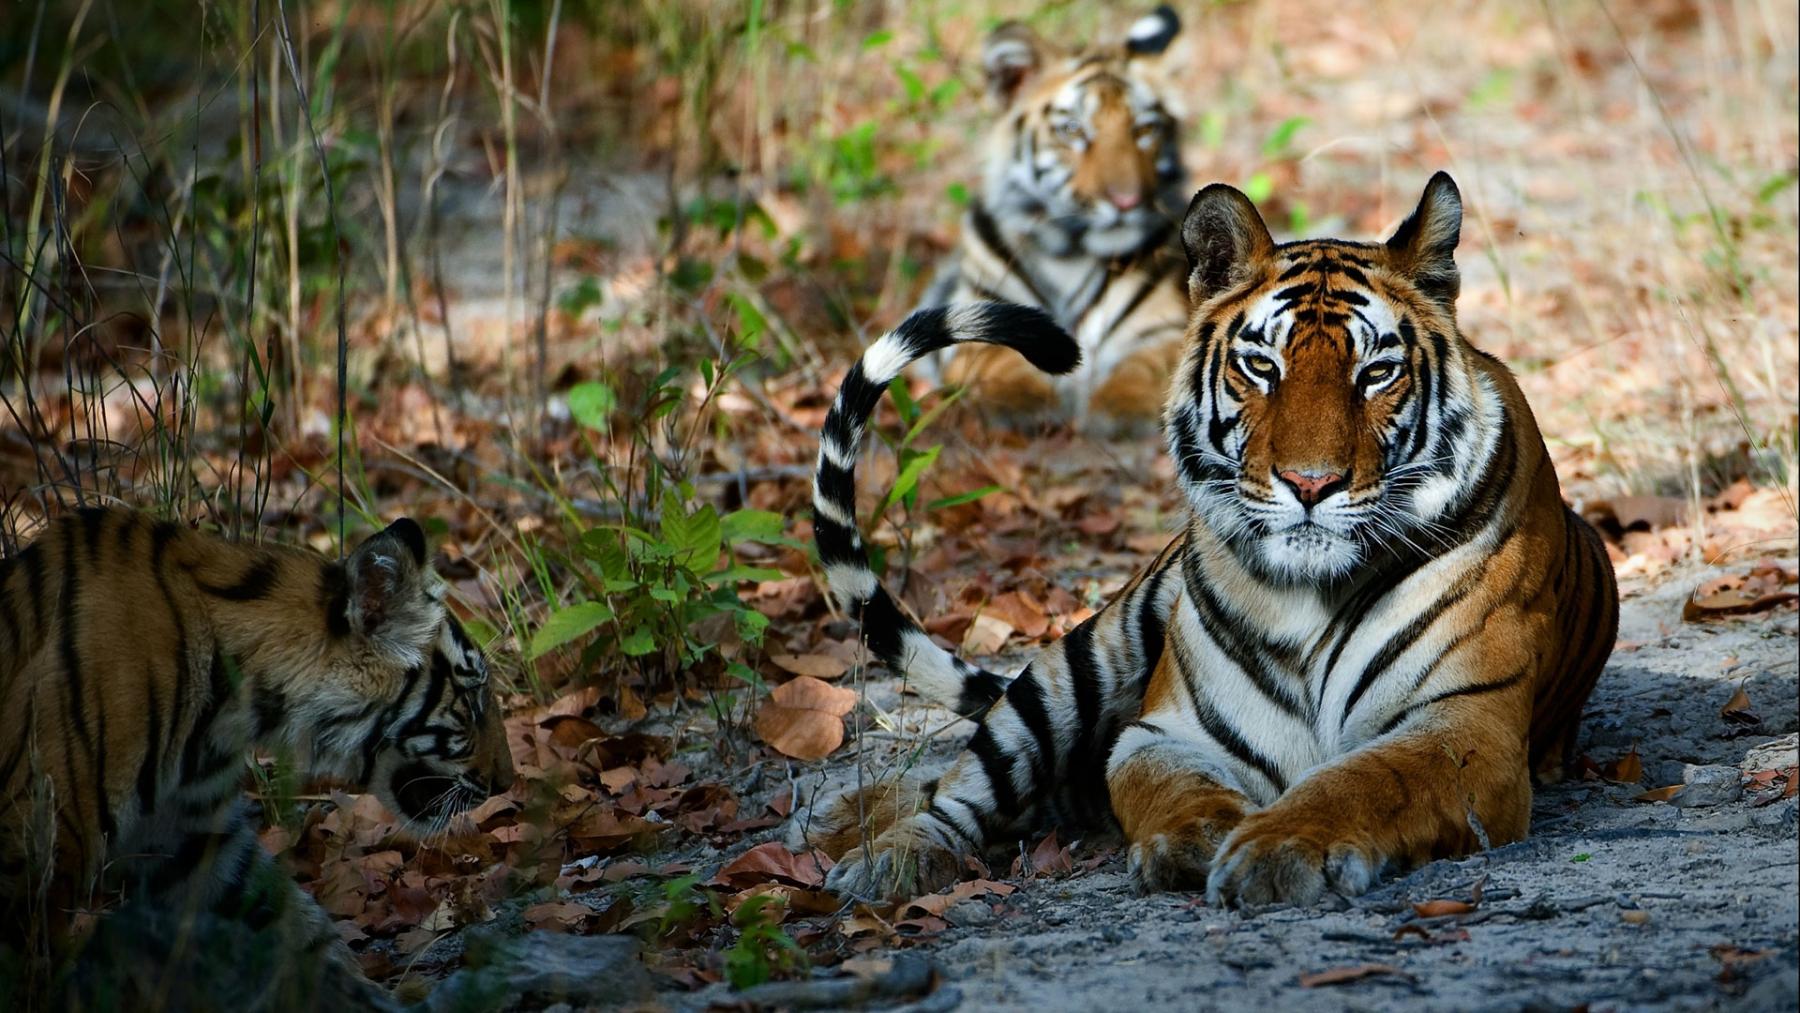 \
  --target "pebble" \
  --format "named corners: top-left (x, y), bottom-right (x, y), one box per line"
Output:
top-left (947, 900), bottom-right (998, 928)
top-left (1671, 764), bottom-right (1743, 807)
